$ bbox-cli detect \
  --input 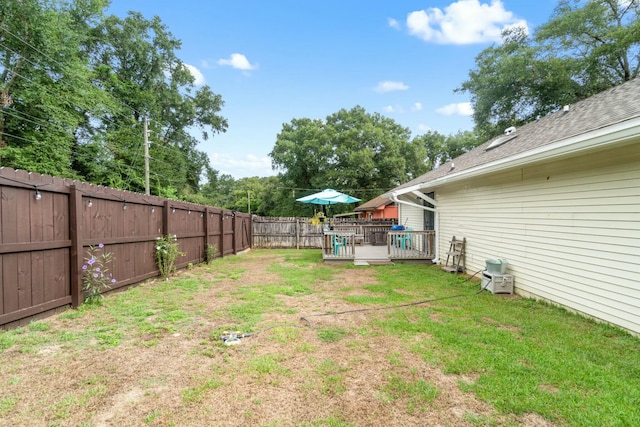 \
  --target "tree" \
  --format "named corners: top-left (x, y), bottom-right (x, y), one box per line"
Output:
top-left (0, 0), bottom-right (110, 176)
top-left (457, 27), bottom-right (581, 139)
top-left (458, 1), bottom-right (640, 140)
top-left (536, 0), bottom-right (640, 85)
top-left (411, 131), bottom-right (447, 170)
top-left (84, 11), bottom-right (228, 196)
top-left (270, 106), bottom-right (427, 206)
